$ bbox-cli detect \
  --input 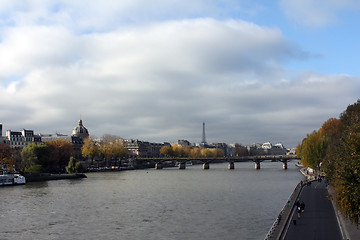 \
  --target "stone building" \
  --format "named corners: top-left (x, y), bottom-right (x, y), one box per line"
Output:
top-left (124, 139), bottom-right (169, 158)
top-left (5, 129), bottom-right (41, 148)
top-left (72, 119), bottom-right (89, 140)
top-left (41, 119), bottom-right (89, 160)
